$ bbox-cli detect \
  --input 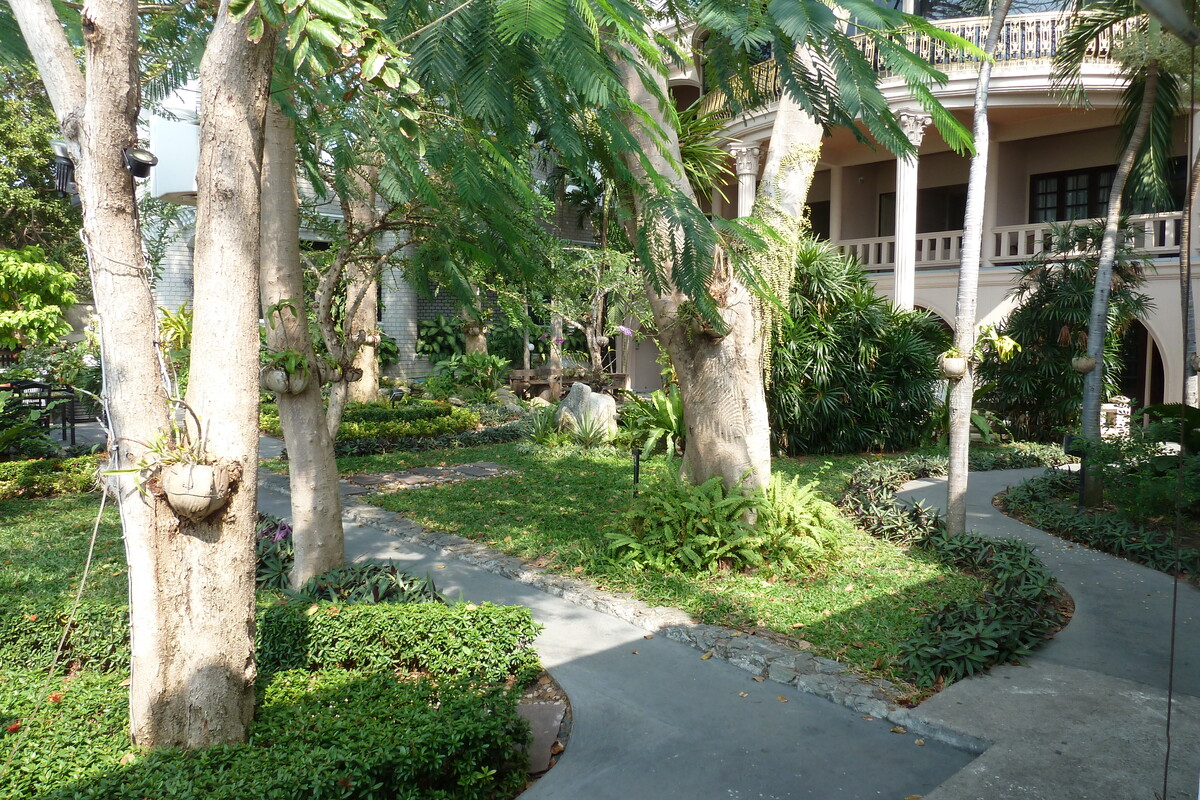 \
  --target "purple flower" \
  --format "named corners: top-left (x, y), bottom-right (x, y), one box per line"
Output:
top-left (554, 337), bottom-right (565, 344)
top-left (616, 325), bottom-right (633, 337)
